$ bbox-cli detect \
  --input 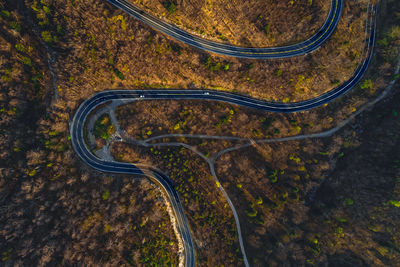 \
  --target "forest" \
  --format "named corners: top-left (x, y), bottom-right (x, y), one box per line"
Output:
top-left (0, 0), bottom-right (399, 265)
